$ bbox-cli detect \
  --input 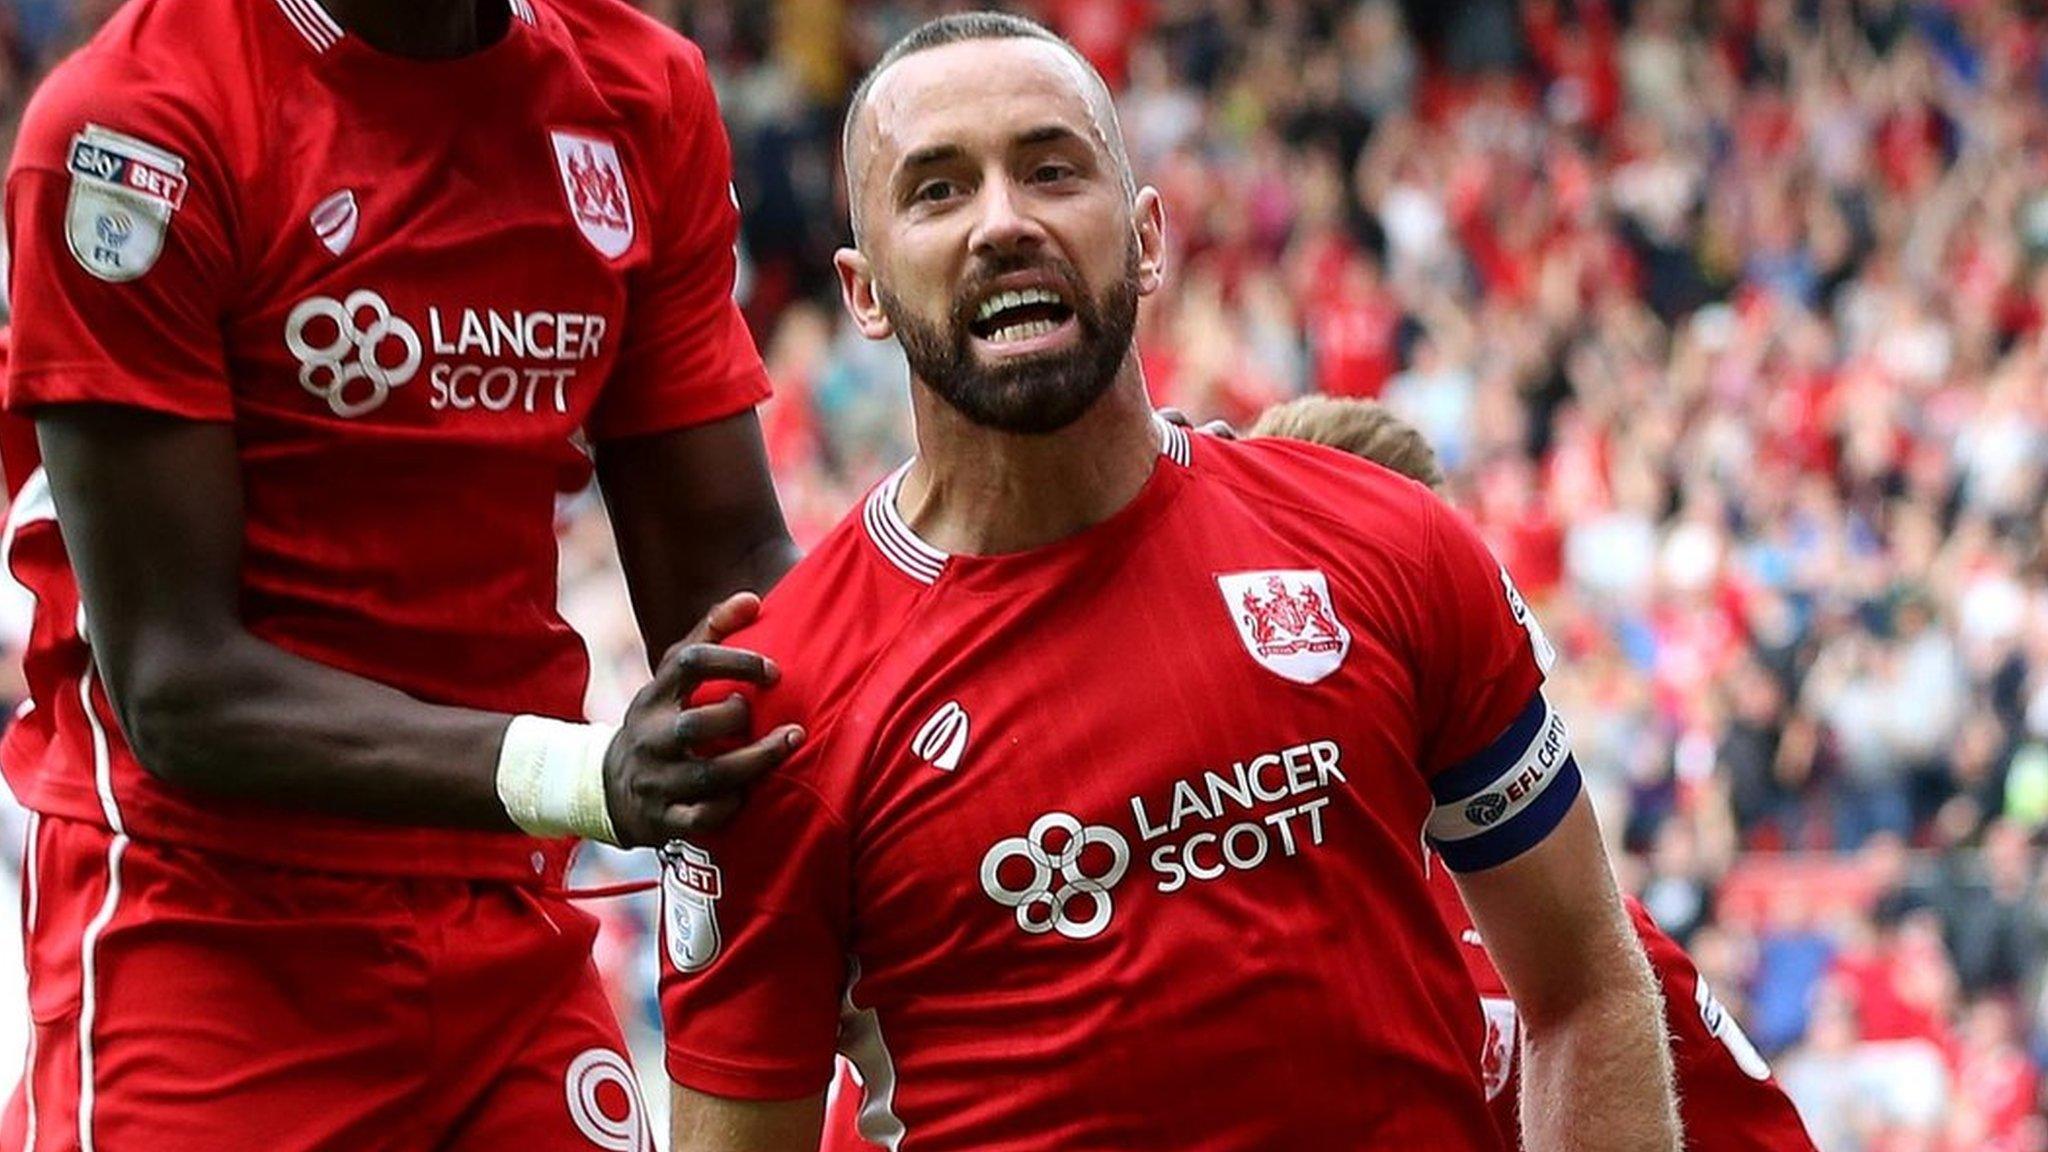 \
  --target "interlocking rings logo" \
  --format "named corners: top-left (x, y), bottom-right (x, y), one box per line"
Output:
top-left (979, 812), bottom-right (1131, 941)
top-left (284, 289), bottom-right (423, 417)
